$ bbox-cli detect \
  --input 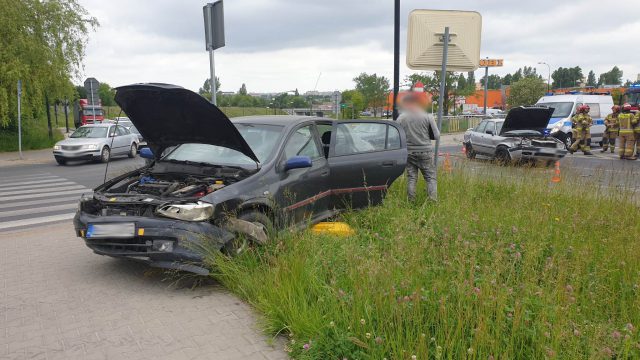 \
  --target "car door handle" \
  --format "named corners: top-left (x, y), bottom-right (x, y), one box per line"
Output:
top-left (320, 170), bottom-right (330, 177)
top-left (381, 161), bottom-right (395, 167)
